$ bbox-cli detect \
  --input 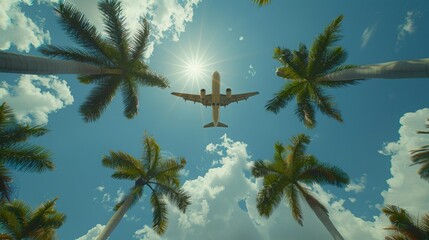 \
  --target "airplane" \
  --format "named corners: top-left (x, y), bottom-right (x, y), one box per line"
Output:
top-left (171, 71), bottom-right (259, 128)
